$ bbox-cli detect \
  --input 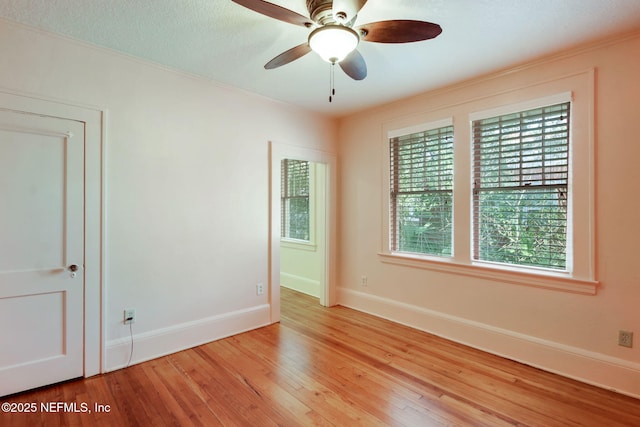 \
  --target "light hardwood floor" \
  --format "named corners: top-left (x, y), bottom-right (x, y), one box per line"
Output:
top-left (3, 287), bottom-right (640, 426)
